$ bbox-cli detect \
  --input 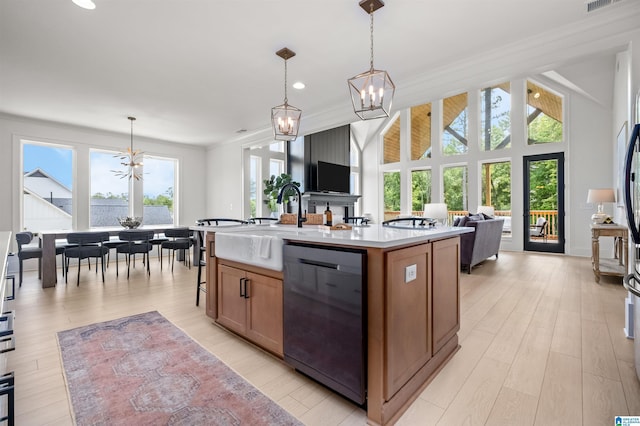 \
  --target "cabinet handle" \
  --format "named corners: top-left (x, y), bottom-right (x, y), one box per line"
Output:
top-left (244, 279), bottom-right (250, 299)
top-left (239, 278), bottom-right (246, 298)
